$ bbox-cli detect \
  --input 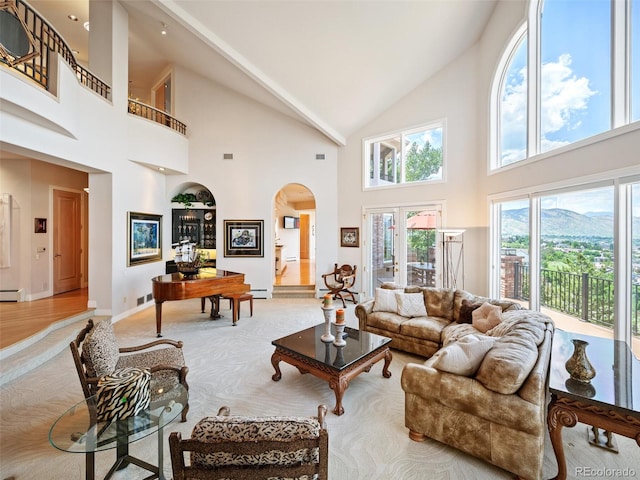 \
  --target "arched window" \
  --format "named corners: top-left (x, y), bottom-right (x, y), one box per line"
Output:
top-left (498, 32), bottom-right (527, 166)
top-left (492, 0), bottom-right (636, 170)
